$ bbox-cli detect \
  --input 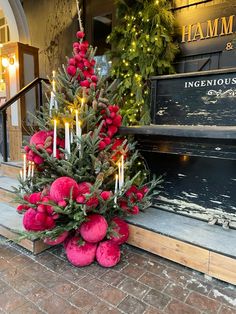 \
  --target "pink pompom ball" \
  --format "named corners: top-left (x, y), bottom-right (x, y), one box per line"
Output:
top-left (66, 236), bottom-right (97, 266)
top-left (77, 182), bottom-right (91, 195)
top-left (76, 31), bottom-right (85, 39)
top-left (67, 65), bottom-right (77, 76)
top-left (30, 130), bottom-right (48, 146)
top-left (23, 208), bottom-right (47, 231)
top-left (110, 217), bottom-right (129, 245)
top-left (50, 177), bottom-right (79, 203)
top-left (80, 214), bottom-right (108, 243)
top-left (80, 80), bottom-right (90, 88)
top-left (44, 231), bottom-right (69, 246)
top-left (96, 240), bottom-right (121, 267)
top-left (33, 155), bottom-right (44, 165)
top-left (28, 192), bottom-right (42, 205)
